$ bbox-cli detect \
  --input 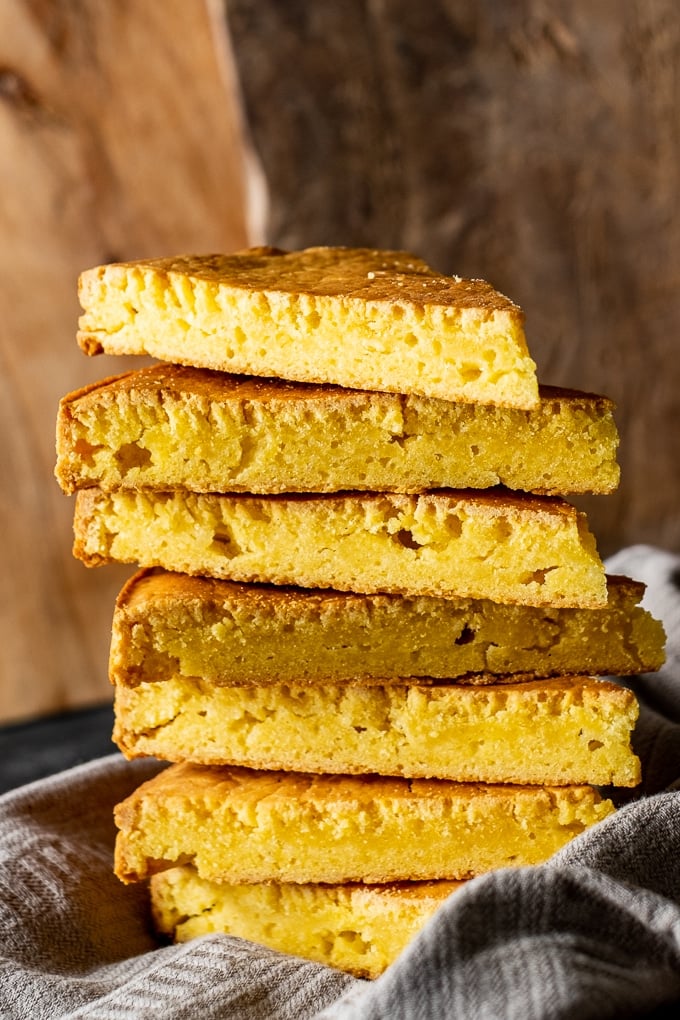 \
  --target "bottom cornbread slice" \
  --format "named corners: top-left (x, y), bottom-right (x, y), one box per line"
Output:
top-left (151, 866), bottom-right (462, 979)
top-left (113, 676), bottom-right (641, 787)
top-left (114, 763), bottom-right (615, 885)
